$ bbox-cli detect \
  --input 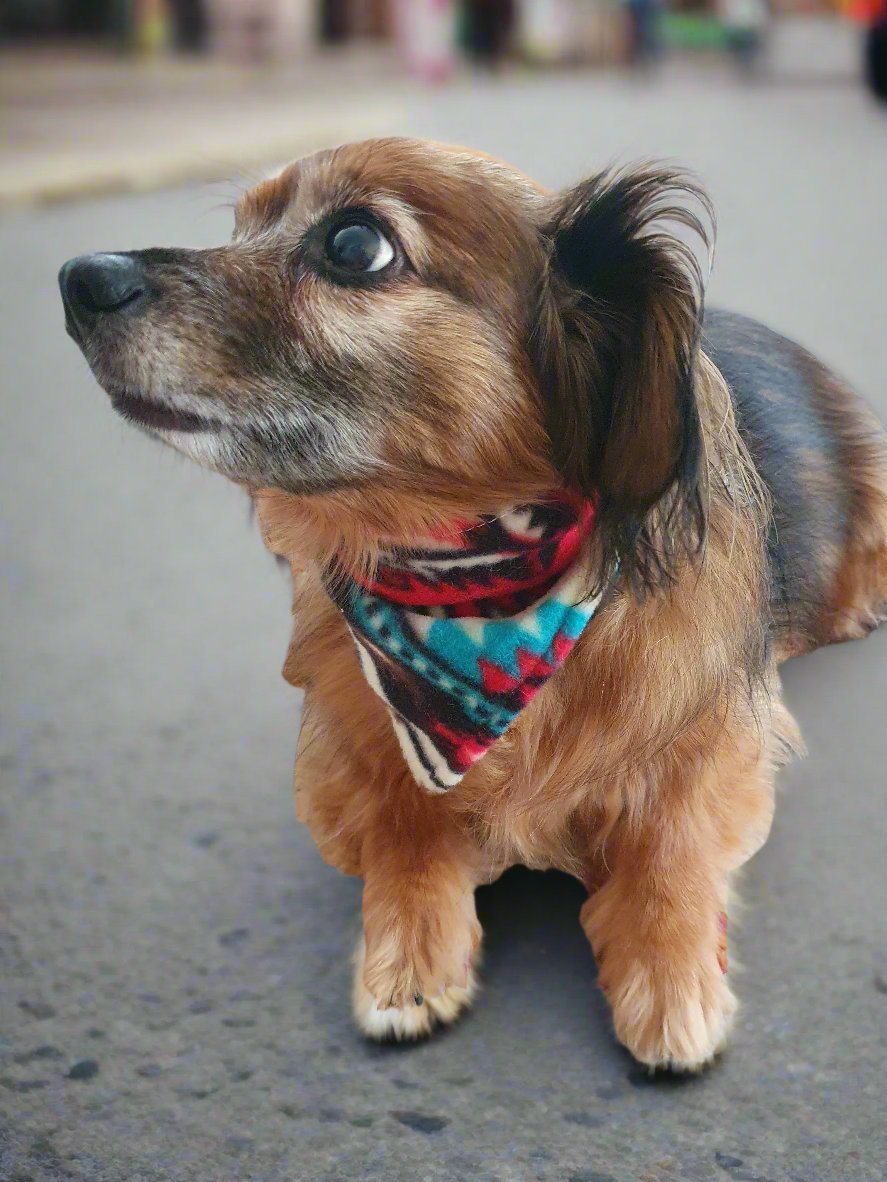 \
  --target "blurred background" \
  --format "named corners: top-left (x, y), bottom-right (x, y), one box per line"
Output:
top-left (1, 0), bottom-right (886, 204)
top-left (3, 4), bottom-right (887, 1182)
